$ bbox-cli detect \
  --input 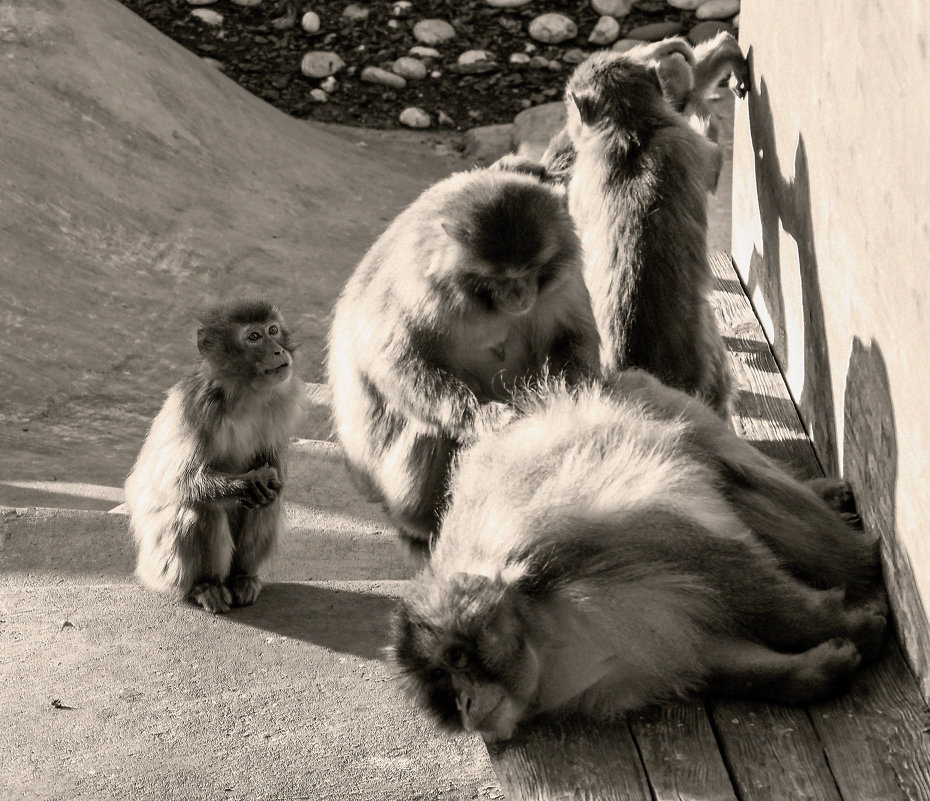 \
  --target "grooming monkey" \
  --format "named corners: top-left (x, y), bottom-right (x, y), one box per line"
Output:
top-left (327, 167), bottom-right (599, 552)
top-left (558, 45), bottom-right (738, 416)
top-left (541, 32), bottom-right (749, 188)
top-left (125, 298), bottom-right (303, 613)
top-left (393, 372), bottom-right (885, 742)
